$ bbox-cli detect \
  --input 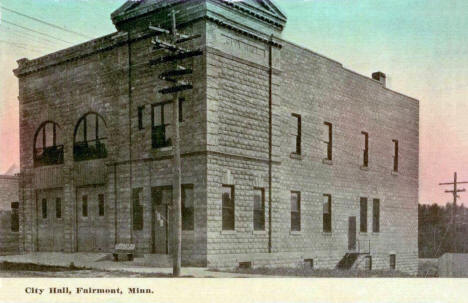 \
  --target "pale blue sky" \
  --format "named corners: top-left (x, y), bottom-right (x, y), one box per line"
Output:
top-left (1, 0), bottom-right (468, 205)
